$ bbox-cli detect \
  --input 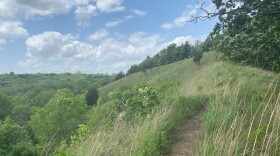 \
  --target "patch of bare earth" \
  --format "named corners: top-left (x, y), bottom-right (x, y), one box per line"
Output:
top-left (163, 112), bottom-right (204, 156)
